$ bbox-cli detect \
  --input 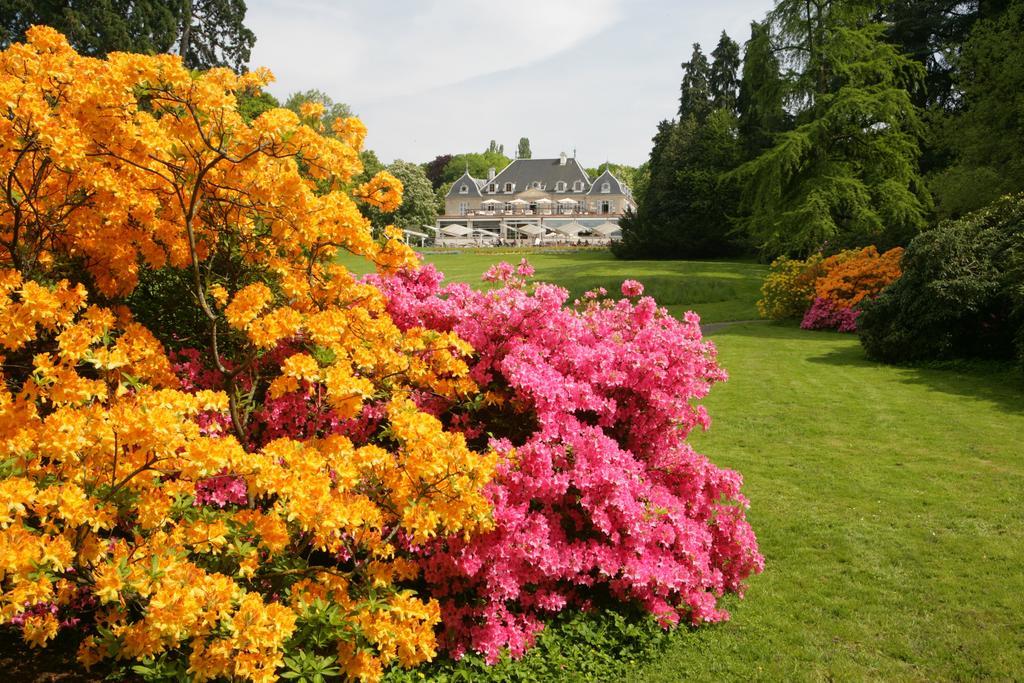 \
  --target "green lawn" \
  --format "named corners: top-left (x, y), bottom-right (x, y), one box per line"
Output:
top-left (337, 249), bottom-right (767, 323)
top-left (627, 323), bottom-right (1024, 681)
